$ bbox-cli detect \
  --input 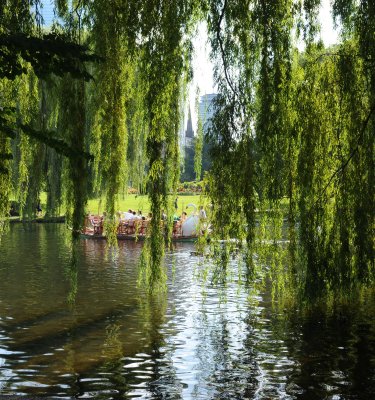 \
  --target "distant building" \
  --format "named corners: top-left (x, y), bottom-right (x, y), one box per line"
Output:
top-left (180, 94), bottom-right (217, 181)
top-left (198, 93), bottom-right (217, 133)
